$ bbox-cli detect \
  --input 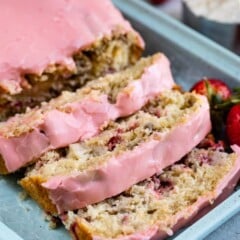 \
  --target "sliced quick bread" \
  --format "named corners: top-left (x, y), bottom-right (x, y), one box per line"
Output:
top-left (63, 146), bottom-right (240, 240)
top-left (0, 53), bottom-right (174, 174)
top-left (20, 90), bottom-right (211, 214)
